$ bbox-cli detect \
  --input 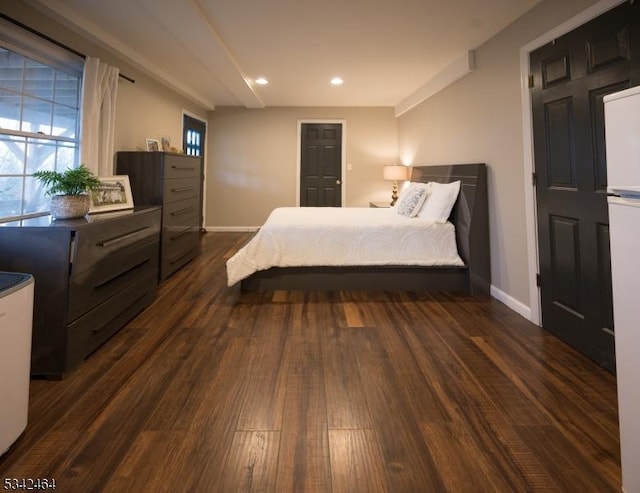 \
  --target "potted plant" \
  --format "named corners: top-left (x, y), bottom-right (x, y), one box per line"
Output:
top-left (33, 165), bottom-right (101, 219)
